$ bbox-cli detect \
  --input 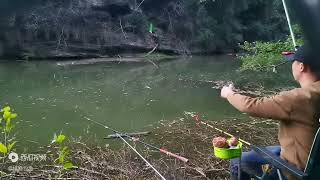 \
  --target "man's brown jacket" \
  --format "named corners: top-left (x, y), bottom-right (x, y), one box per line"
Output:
top-left (227, 81), bottom-right (320, 172)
